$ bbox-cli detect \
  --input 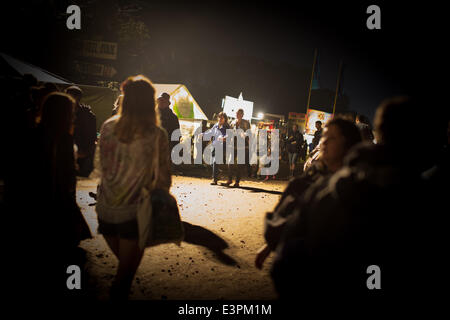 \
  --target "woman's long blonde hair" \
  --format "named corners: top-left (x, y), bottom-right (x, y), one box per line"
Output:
top-left (114, 75), bottom-right (160, 143)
